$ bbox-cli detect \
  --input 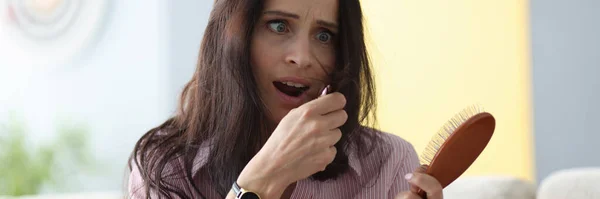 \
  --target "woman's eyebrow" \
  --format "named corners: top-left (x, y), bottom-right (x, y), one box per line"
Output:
top-left (317, 20), bottom-right (338, 30)
top-left (263, 10), bottom-right (299, 19)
